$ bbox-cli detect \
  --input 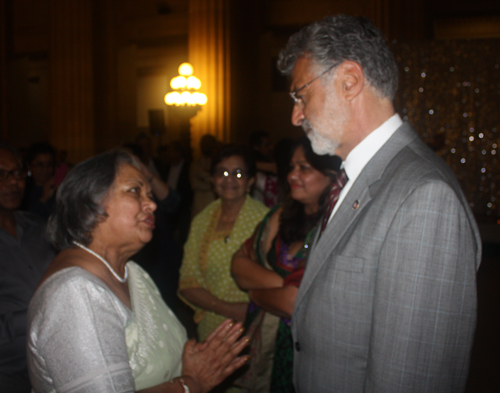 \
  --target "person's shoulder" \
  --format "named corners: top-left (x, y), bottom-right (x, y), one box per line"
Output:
top-left (36, 267), bottom-right (108, 299)
top-left (193, 198), bottom-right (220, 221)
top-left (263, 205), bottom-right (282, 235)
top-left (28, 267), bottom-right (131, 349)
top-left (187, 199), bottom-right (221, 235)
top-left (14, 211), bottom-right (54, 257)
top-left (372, 125), bottom-right (456, 189)
top-left (245, 195), bottom-right (269, 214)
top-left (14, 210), bottom-right (46, 228)
top-left (238, 197), bottom-right (269, 229)
top-left (371, 138), bottom-right (470, 213)
top-left (268, 205), bottom-right (283, 223)
top-left (397, 140), bottom-right (459, 188)
top-left (29, 267), bottom-right (128, 323)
